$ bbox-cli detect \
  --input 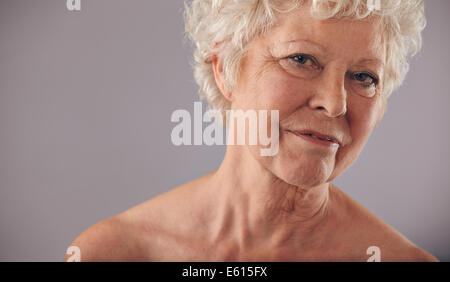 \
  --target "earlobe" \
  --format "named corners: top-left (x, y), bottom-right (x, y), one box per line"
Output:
top-left (211, 54), bottom-right (233, 101)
